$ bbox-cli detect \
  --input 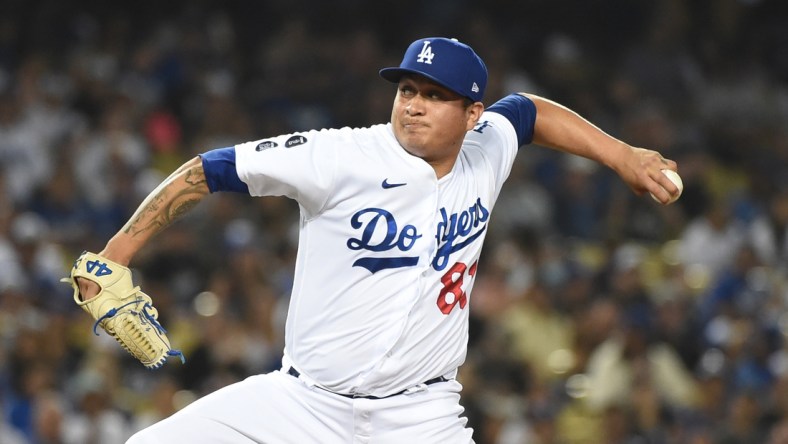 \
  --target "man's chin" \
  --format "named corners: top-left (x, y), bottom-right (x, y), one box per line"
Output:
top-left (400, 142), bottom-right (429, 160)
top-left (395, 133), bottom-right (424, 155)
